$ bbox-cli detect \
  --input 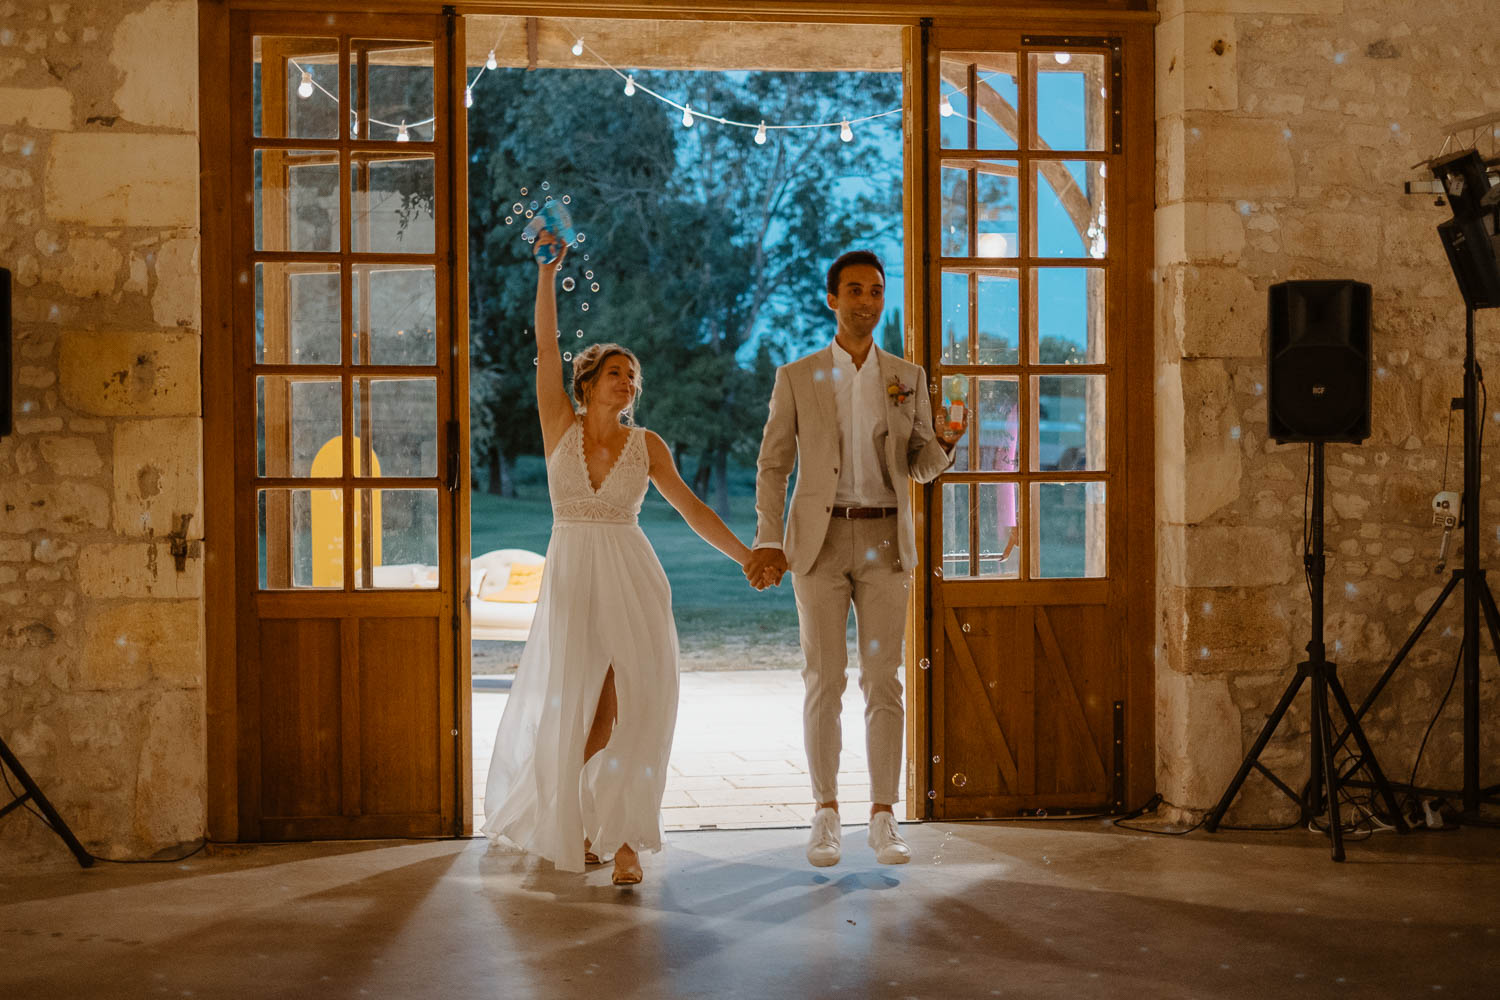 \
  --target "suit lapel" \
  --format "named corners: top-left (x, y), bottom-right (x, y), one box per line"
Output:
top-left (811, 345), bottom-right (838, 434)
